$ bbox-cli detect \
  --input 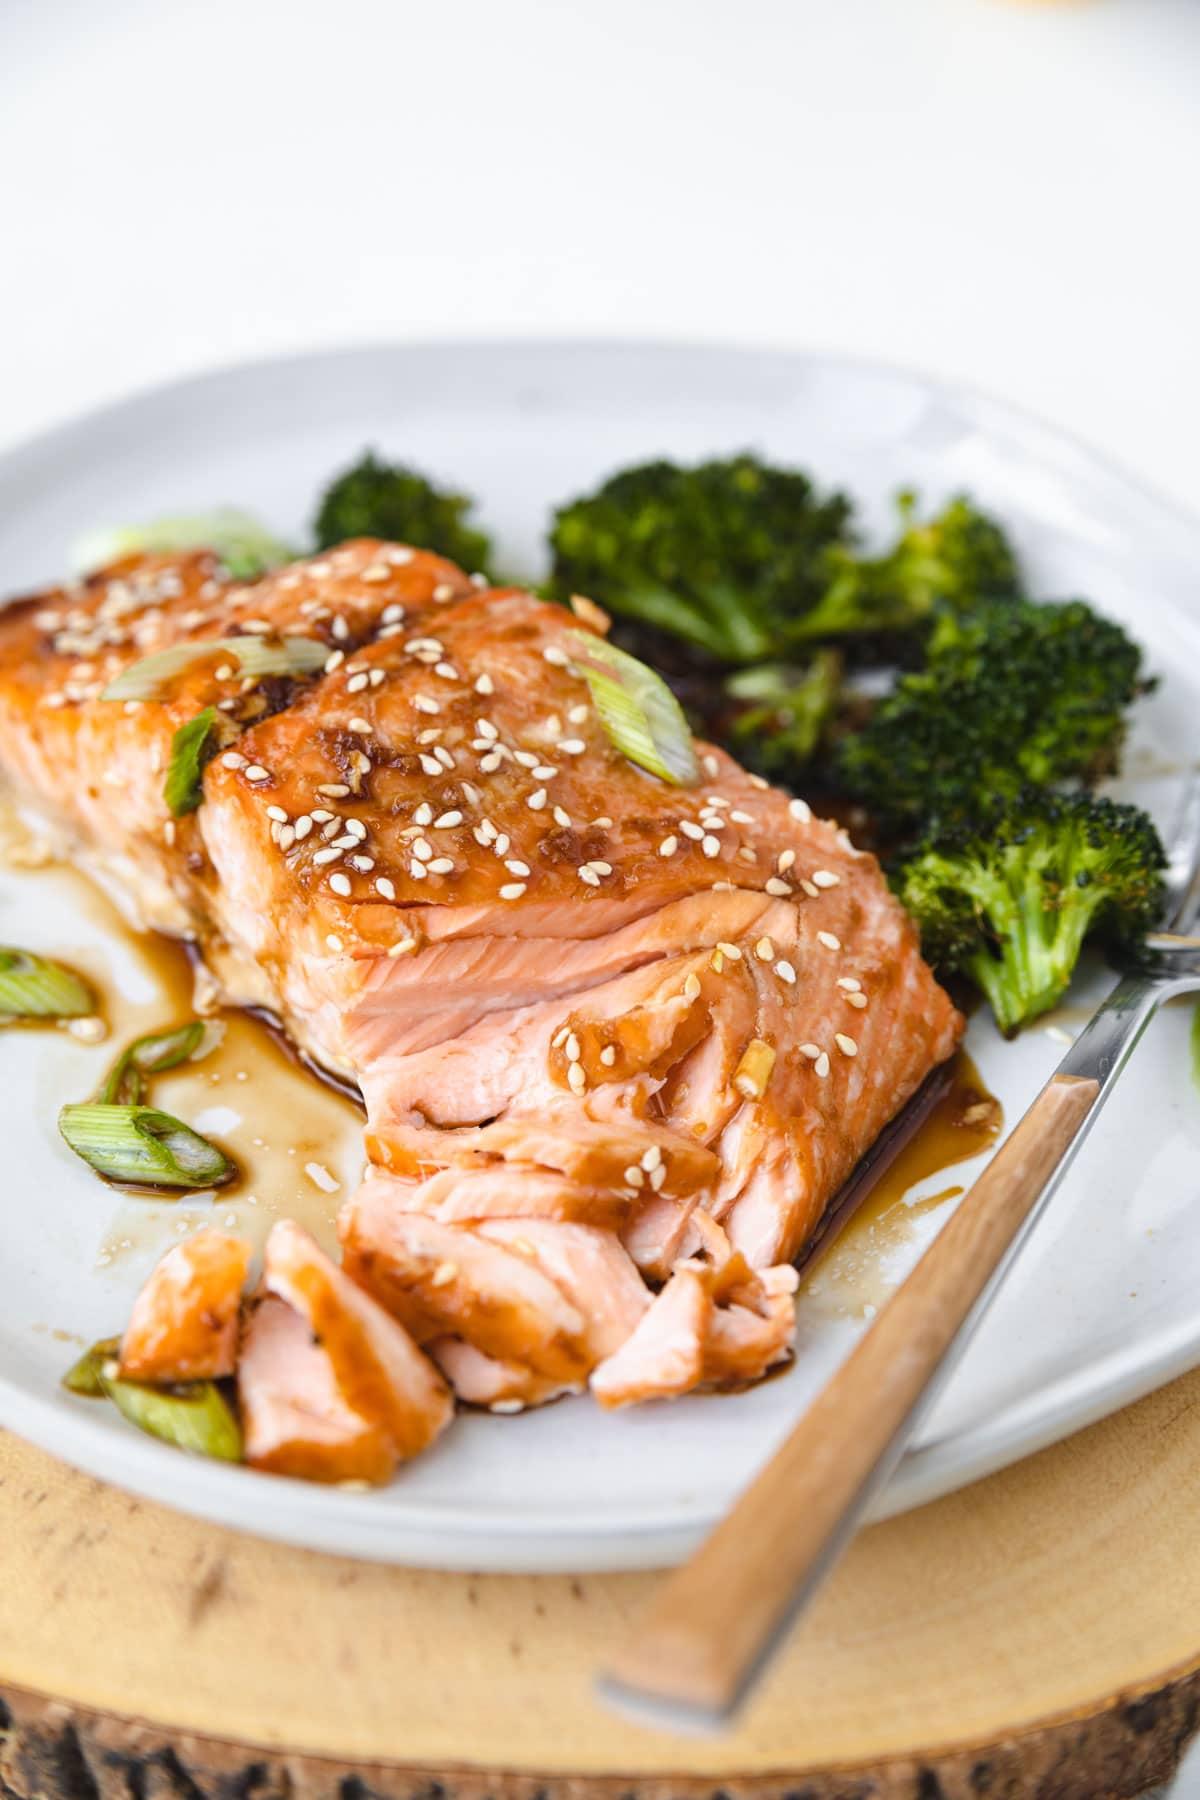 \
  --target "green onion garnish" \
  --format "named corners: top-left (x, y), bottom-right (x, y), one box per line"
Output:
top-left (567, 631), bottom-right (699, 786)
top-left (72, 508), bottom-right (291, 583)
top-left (63, 1338), bottom-right (241, 1461)
top-left (58, 1102), bottom-right (234, 1189)
top-left (101, 634), bottom-right (329, 704)
top-left (100, 1020), bottom-right (213, 1107)
top-left (0, 947), bottom-right (95, 1019)
top-left (163, 707), bottom-right (219, 817)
